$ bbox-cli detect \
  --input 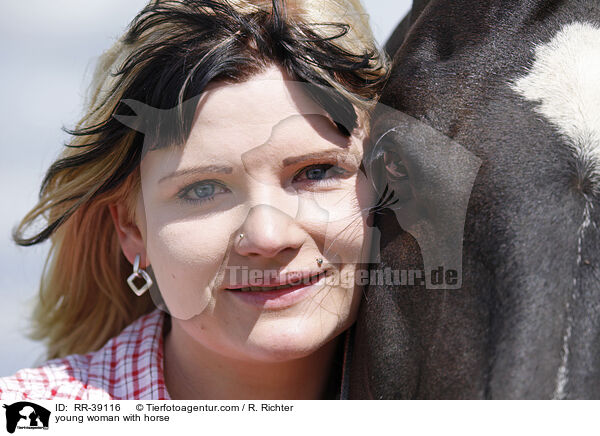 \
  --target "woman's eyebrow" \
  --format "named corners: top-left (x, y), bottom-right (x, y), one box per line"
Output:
top-left (282, 149), bottom-right (349, 167)
top-left (159, 164), bottom-right (233, 184)
top-left (159, 149), bottom-right (350, 184)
